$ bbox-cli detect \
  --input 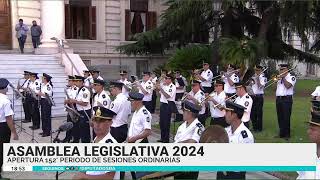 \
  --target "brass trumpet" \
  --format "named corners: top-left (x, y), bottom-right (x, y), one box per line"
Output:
top-left (213, 93), bottom-right (238, 109)
top-left (264, 66), bottom-right (296, 89)
top-left (213, 69), bottom-right (240, 79)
